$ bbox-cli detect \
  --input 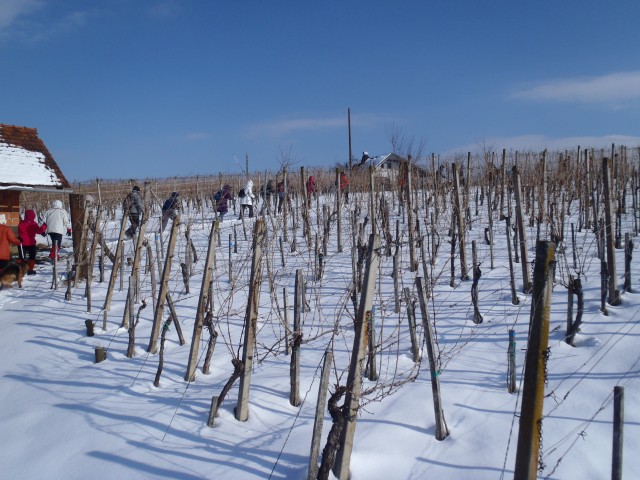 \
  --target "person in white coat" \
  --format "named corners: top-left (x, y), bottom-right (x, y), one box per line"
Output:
top-left (238, 180), bottom-right (256, 219)
top-left (44, 199), bottom-right (71, 260)
top-left (239, 179), bottom-right (256, 219)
